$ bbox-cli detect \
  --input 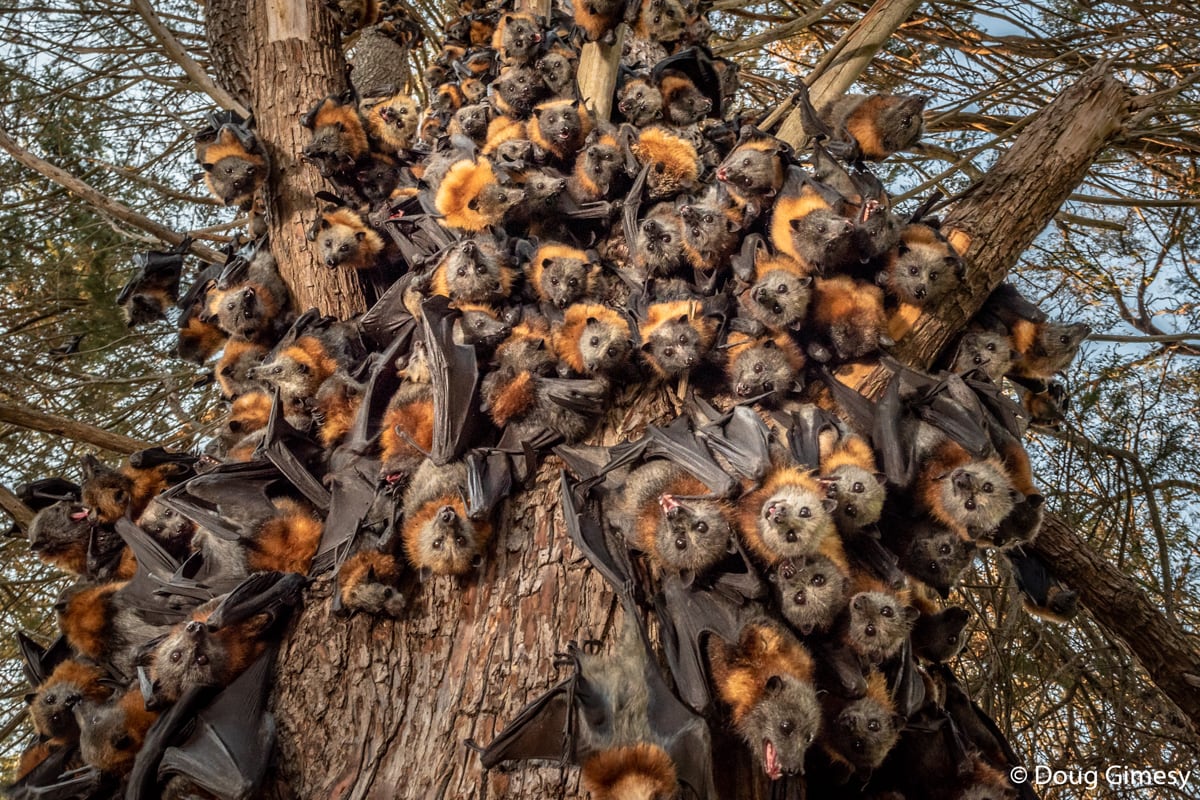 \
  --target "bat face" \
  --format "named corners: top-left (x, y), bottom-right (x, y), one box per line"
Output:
top-left (952, 330), bottom-right (1014, 383)
top-left (934, 462), bottom-right (1017, 539)
top-left (494, 66), bottom-right (545, 114)
top-left (901, 524), bottom-right (976, 595)
top-left (520, 170), bottom-right (567, 206)
top-left (788, 209), bottom-right (855, 272)
top-left (847, 591), bottom-right (918, 665)
top-left (755, 483), bottom-right (834, 560)
top-left (738, 673), bottom-right (821, 780)
top-left (636, 211), bottom-right (684, 275)
top-left (879, 95), bottom-right (928, 152)
top-left (453, 103), bottom-right (491, 141)
top-left (825, 464), bottom-right (885, 531)
top-left (138, 497), bottom-right (197, 555)
top-left (853, 201), bottom-right (900, 260)
top-left (663, 81), bottom-right (711, 126)
top-left (580, 140), bottom-right (621, 187)
top-left (29, 501), bottom-right (92, 560)
top-left (987, 494), bottom-right (1043, 549)
top-left (538, 254), bottom-right (592, 309)
top-left (828, 694), bottom-right (902, 769)
top-left (455, 309), bottom-right (511, 349)
top-left (412, 503), bottom-right (486, 575)
top-left (578, 319), bottom-right (632, 375)
top-left (773, 555), bottom-right (848, 635)
top-left (728, 339), bottom-right (796, 400)
top-left (680, 201), bottom-right (738, 258)
top-left (248, 352), bottom-right (319, 401)
top-left (440, 240), bottom-right (511, 304)
top-left (343, 581), bottom-right (407, 618)
top-left (537, 53), bottom-right (574, 95)
top-left (654, 495), bottom-right (732, 573)
top-left (82, 470), bottom-right (132, 526)
top-left (716, 148), bottom-right (780, 196)
top-left (30, 679), bottom-right (87, 739)
top-left (643, 318), bottom-right (705, 377)
top-left (304, 125), bottom-right (356, 175)
top-left (1035, 322), bottom-right (1091, 372)
top-left (747, 268), bottom-right (811, 330)
top-left (217, 286), bottom-right (267, 340)
top-left (618, 81), bottom-right (663, 126)
top-left (538, 104), bottom-right (585, 150)
top-left (150, 621), bottom-right (233, 705)
top-left (499, 16), bottom-right (541, 61)
top-left (913, 606), bottom-right (970, 663)
top-left (888, 242), bottom-right (960, 305)
top-left (75, 701), bottom-right (139, 774)
top-left (205, 155), bottom-right (261, 206)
